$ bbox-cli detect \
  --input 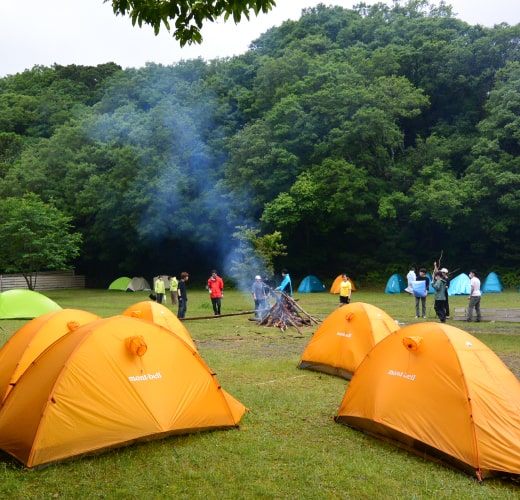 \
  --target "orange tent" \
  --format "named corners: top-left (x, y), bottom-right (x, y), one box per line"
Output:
top-left (122, 300), bottom-right (196, 351)
top-left (335, 322), bottom-right (520, 481)
top-left (0, 315), bottom-right (245, 467)
top-left (298, 302), bottom-right (399, 379)
top-left (0, 308), bottom-right (101, 403)
top-left (330, 275), bottom-right (356, 293)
